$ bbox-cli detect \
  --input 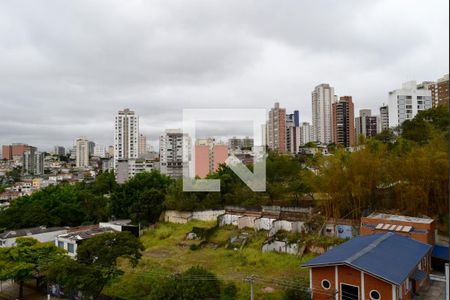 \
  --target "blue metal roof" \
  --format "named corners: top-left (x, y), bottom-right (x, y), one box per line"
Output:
top-left (302, 232), bottom-right (432, 285)
top-left (432, 245), bottom-right (449, 261)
